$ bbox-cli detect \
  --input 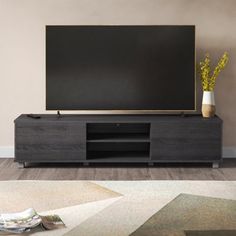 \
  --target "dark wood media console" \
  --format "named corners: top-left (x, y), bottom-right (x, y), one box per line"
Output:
top-left (14, 114), bottom-right (223, 168)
